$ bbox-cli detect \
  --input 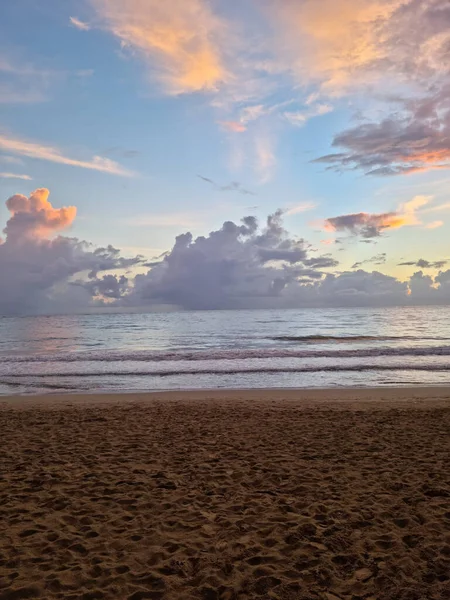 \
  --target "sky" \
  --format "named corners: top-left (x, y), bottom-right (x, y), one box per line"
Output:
top-left (1, 0), bottom-right (450, 315)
